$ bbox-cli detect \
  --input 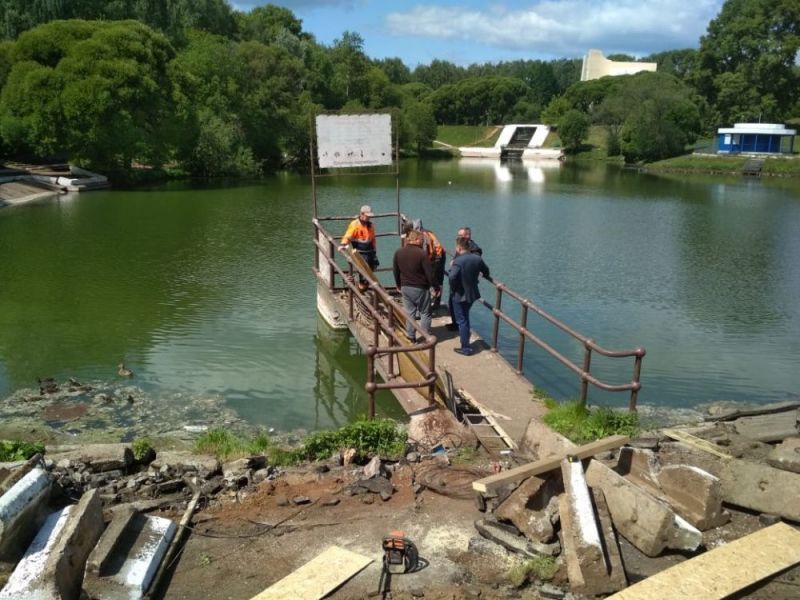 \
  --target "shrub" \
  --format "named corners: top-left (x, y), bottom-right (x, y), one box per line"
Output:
top-left (0, 440), bottom-right (45, 461)
top-left (299, 419), bottom-right (405, 462)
